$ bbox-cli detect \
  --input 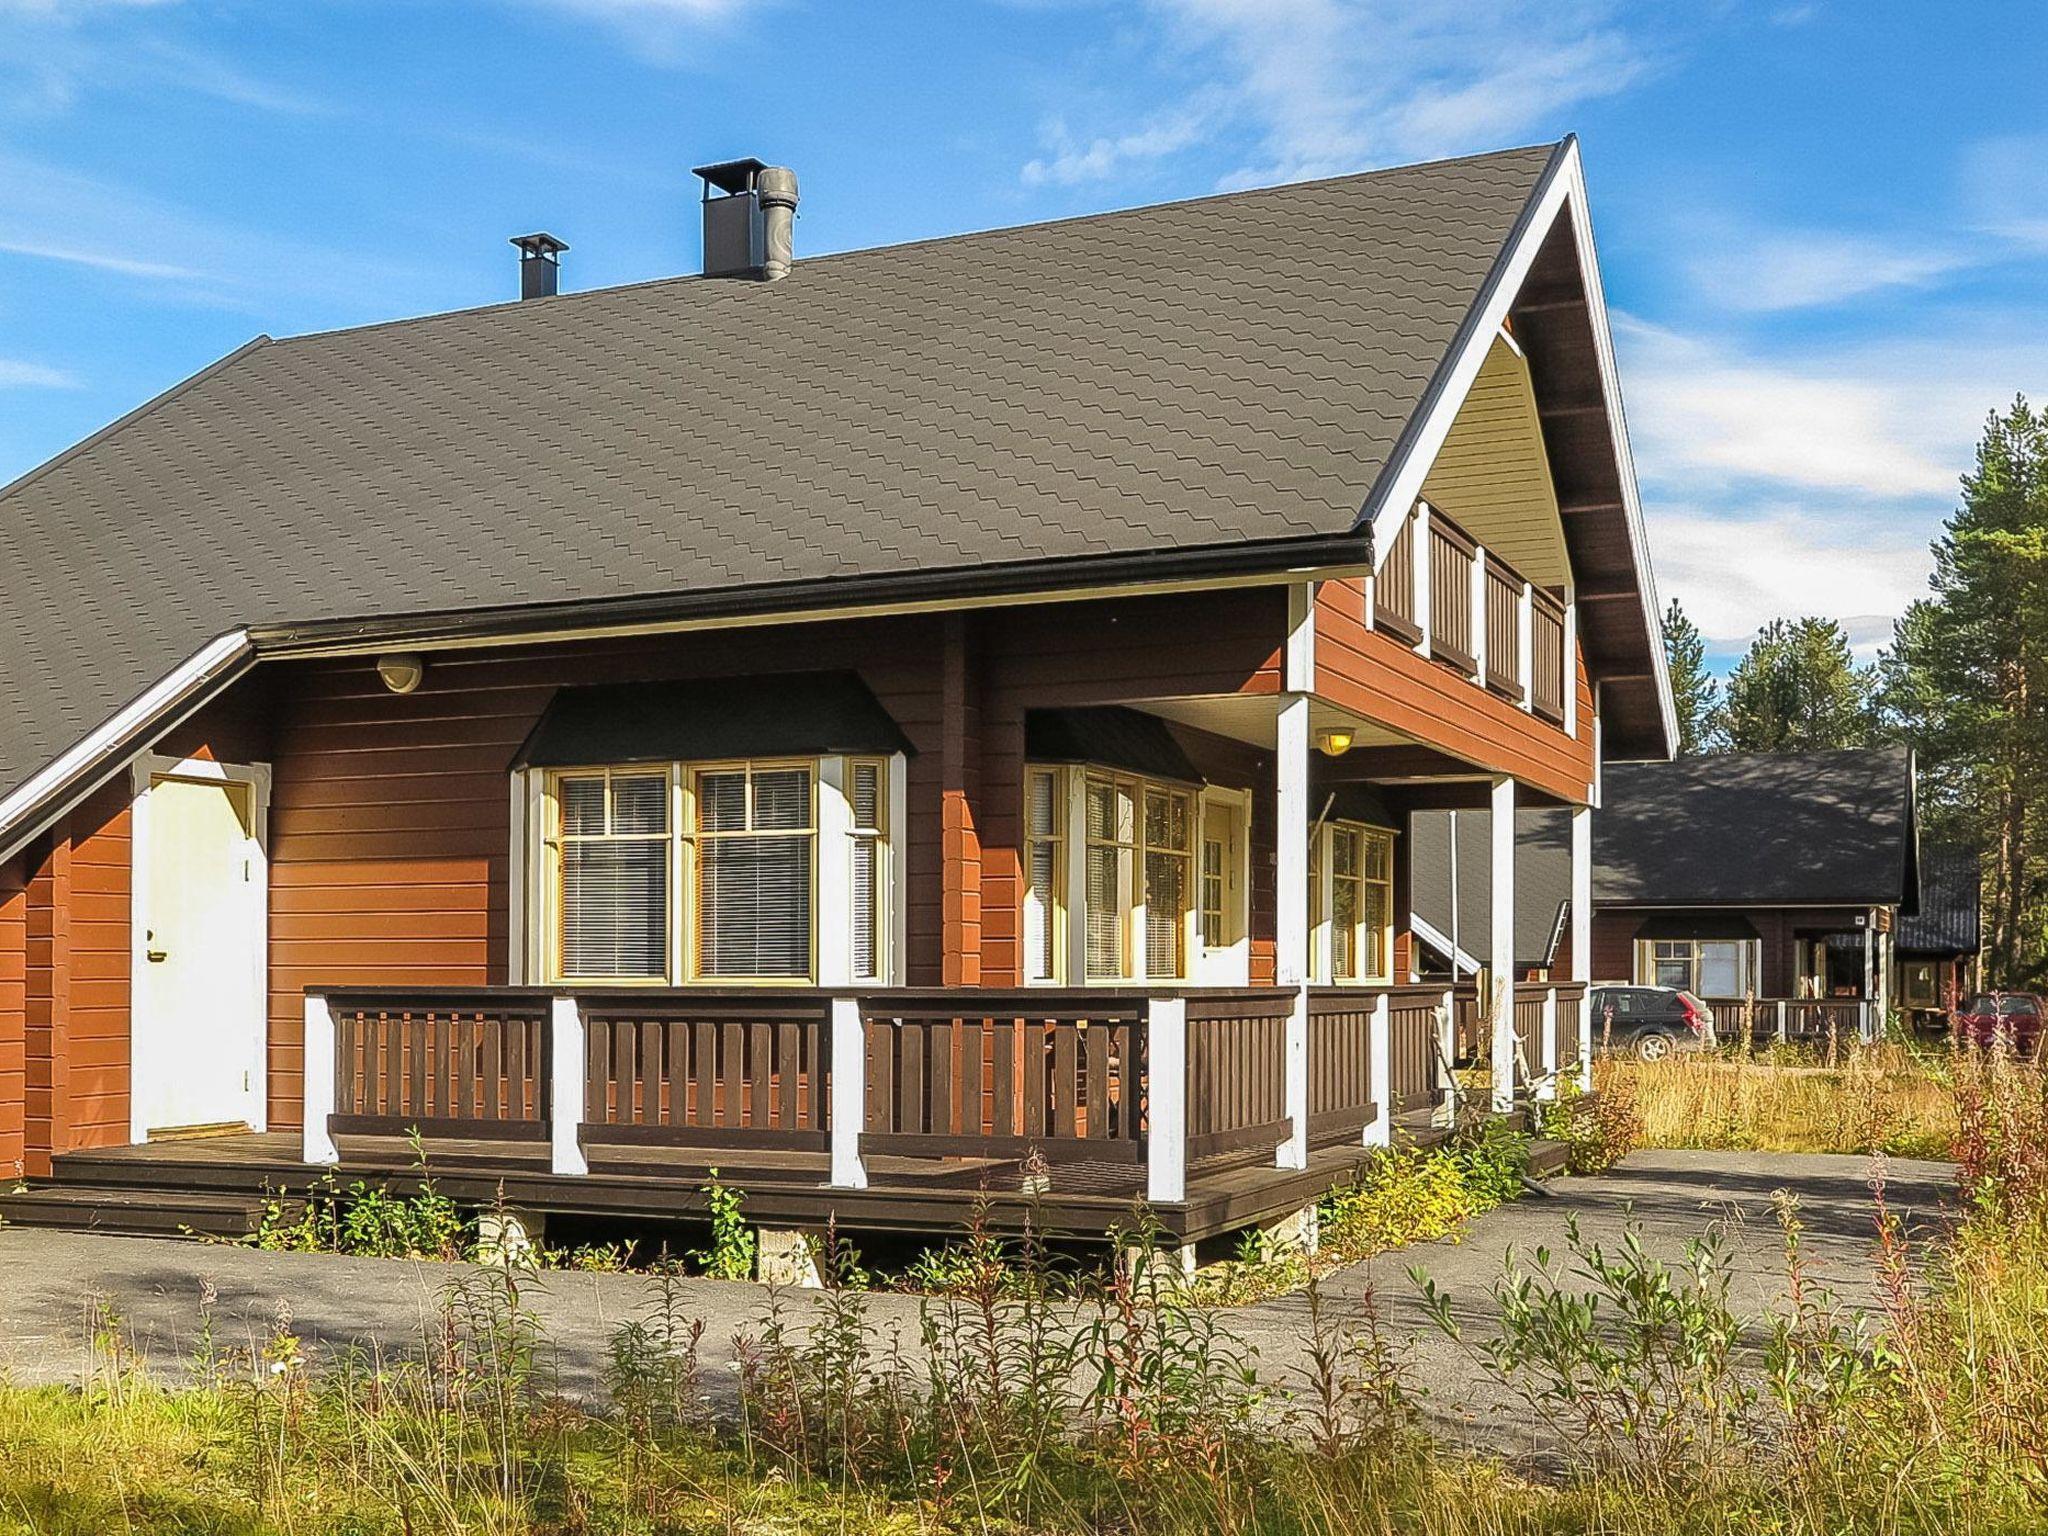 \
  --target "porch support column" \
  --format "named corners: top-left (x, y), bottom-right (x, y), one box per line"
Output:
top-left (1863, 910), bottom-right (1879, 1042)
top-left (1489, 775), bottom-right (1516, 1113)
top-left (549, 995), bottom-right (587, 1177)
top-left (828, 996), bottom-right (868, 1189)
top-left (1571, 803), bottom-right (1594, 1090)
top-left (1275, 592), bottom-right (1314, 1170)
top-left (1537, 986), bottom-right (1559, 1101)
top-left (1145, 996), bottom-right (1187, 1204)
top-left (301, 994), bottom-right (339, 1166)
top-left (1366, 990), bottom-right (1392, 1147)
top-left (817, 756), bottom-right (853, 987)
